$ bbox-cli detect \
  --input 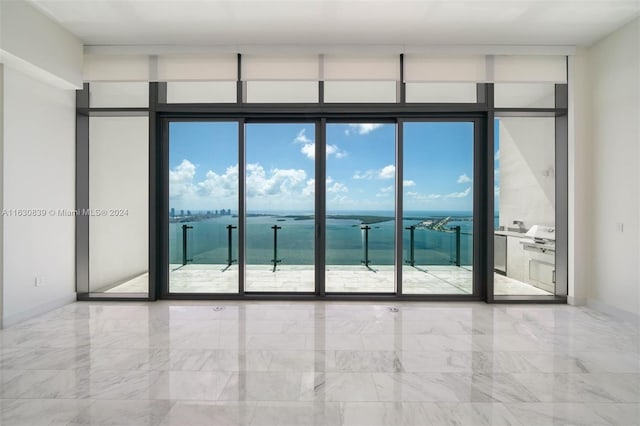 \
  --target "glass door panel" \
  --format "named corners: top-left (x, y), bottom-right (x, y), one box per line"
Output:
top-left (402, 122), bottom-right (474, 294)
top-left (245, 123), bottom-right (315, 292)
top-left (168, 121), bottom-right (239, 293)
top-left (325, 123), bottom-right (396, 293)
top-left (494, 117), bottom-right (556, 296)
